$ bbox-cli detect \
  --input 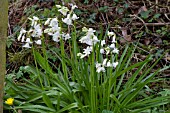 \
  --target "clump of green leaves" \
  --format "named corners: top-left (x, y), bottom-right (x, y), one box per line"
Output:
top-left (156, 27), bottom-right (170, 37)
top-left (4, 41), bottom-right (170, 113)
